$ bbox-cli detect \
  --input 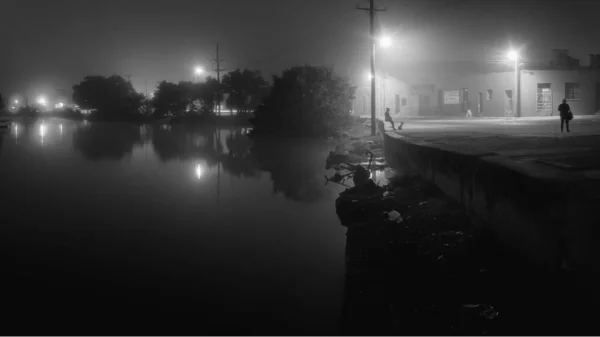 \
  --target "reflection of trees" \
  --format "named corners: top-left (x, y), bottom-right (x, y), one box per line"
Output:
top-left (151, 126), bottom-right (260, 178)
top-left (251, 137), bottom-right (330, 203)
top-left (72, 123), bottom-right (142, 161)
top-left (151, 125), bottom-right (220, 167)
top-left (221, 129), bottom-right (260, 178)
